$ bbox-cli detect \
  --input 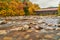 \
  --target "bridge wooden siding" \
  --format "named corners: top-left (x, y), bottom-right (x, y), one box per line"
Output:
top-left (34, 7), bottom-right (58, 15)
